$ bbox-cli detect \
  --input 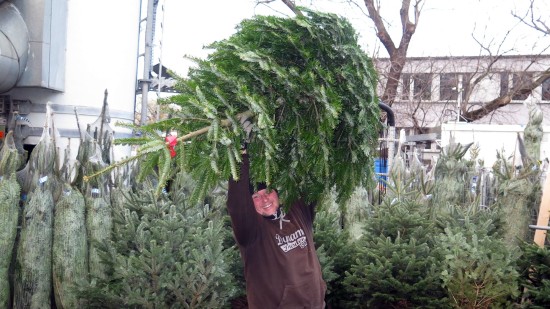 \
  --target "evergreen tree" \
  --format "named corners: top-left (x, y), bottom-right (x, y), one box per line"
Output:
top-left (313, 200), bottom-right (357, 308)
top-left (435, 205), bottom-right (519, 308)
top-left (343, 178), bottom-right (449, 309)
top-left (52, 149), bottom-right (88, 309)
top-left (92, 9), bottom-right (381, 209)
top-left (516, 241), bottom-right (550, 308)
top-left (491, 150), bottom-right (537, 250)
top-left (13, 110), bottom-right (58, 309)
top-left (491, 101), bottom-right (544, 250)
top-left (0, 132), bottom-right (22, 309)
top-left (431, 141), bottom-right (477, 215)
top-left (78, 174), bottom-right (237, 308)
